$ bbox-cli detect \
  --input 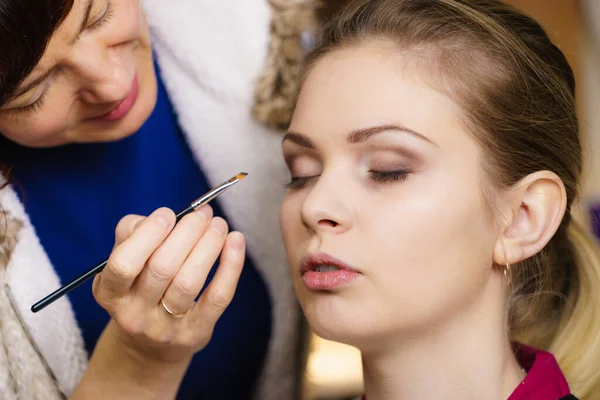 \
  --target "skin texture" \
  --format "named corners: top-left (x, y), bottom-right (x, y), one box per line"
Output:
top-left (280, 42), bottom-right (566, 400)
top-left (0, 0), bottom-right (157, 147)
top-left (73, 205), bottom-right (247, 399)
